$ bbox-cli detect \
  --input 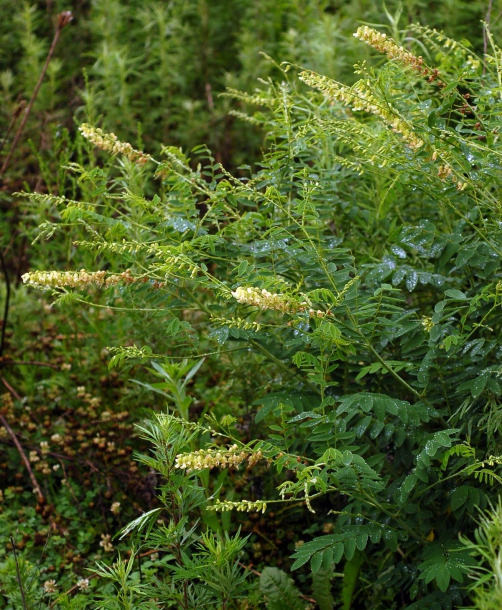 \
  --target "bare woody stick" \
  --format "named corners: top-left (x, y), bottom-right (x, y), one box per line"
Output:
top-left (1, 377), bottom-right (44, 502)
top-left (0, 411), bottom-right (44, 503)
top-left (0, 11), bottom-right (73, 176)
